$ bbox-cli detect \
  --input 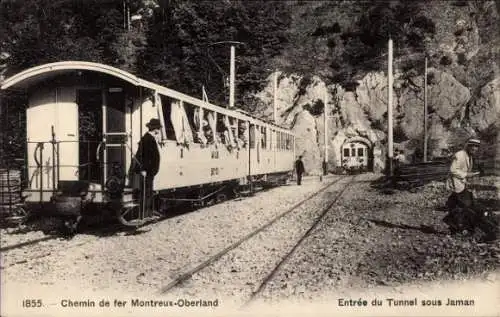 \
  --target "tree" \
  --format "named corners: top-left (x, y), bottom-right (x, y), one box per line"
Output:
top-left (0, 0), bottom-right (130, 76)
top-left (136, 0), bottom-right (291, 109)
